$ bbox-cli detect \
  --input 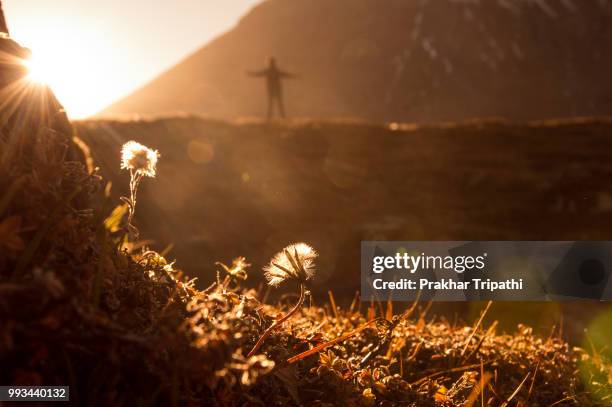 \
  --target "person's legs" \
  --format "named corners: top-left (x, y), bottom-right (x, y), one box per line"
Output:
top-left (278, 92), bottom-right (286, 118)
top-left (267, 94), bottom-right (273, 121)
